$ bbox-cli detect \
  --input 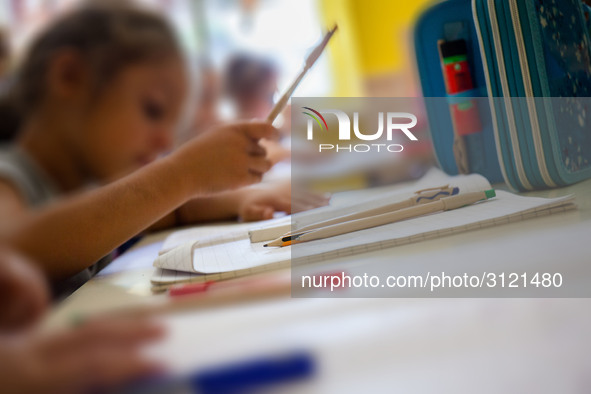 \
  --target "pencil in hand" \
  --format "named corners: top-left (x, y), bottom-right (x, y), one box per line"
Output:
top-left (266, 24), bottom-right (338, 123)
